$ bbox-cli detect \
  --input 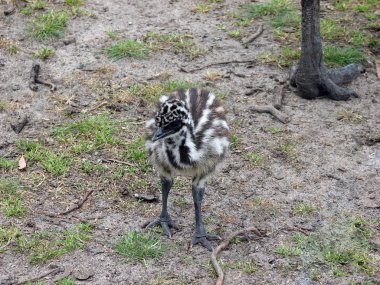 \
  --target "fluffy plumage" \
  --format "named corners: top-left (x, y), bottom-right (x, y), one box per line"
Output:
top-left (145, 88), bottom-right (229, 250)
